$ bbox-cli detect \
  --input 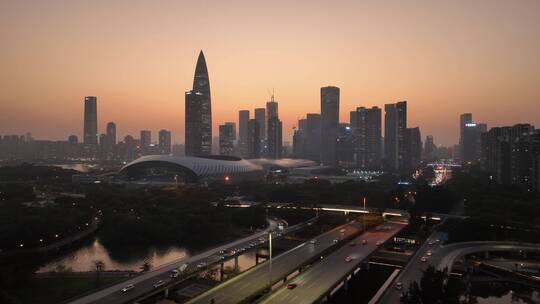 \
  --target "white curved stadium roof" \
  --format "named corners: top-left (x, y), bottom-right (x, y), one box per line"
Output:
top-left (119, 155), bottom-right (264, 179)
